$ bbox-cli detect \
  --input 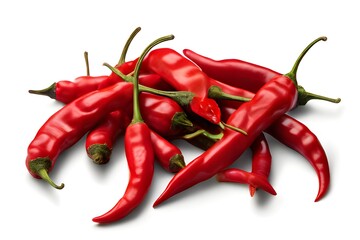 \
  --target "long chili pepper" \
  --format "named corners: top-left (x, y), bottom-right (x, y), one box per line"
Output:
top-left (28, 70), bottom-right (165, 104)
top-left (153, 37), bottom-right (326, 206)
top-left (184, 47), bottom-right (341, 106)
top-left (26, 81), bottom-right (134, 189)
top-left (92, 33), bottom-right (174, 224)
top-left (141, 48), bottom-right (222, 124)
top-left (86, 110), bottom-right (131, 164)
top-left (150, 130), bottom-right (185, 173)
top-left (195, 50), bottom-right (340, 201)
